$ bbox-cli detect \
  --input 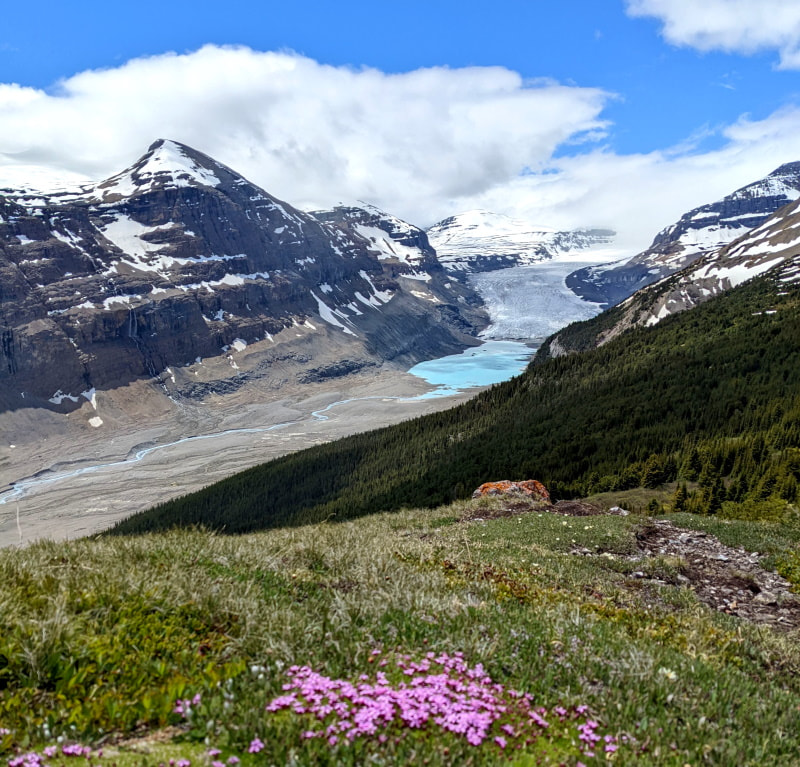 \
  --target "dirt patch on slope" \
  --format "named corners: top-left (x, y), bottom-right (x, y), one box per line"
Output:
top-left (629, 519), bottom-right (800, 631)
top-left (460, 499), bottom-right (623, 522)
